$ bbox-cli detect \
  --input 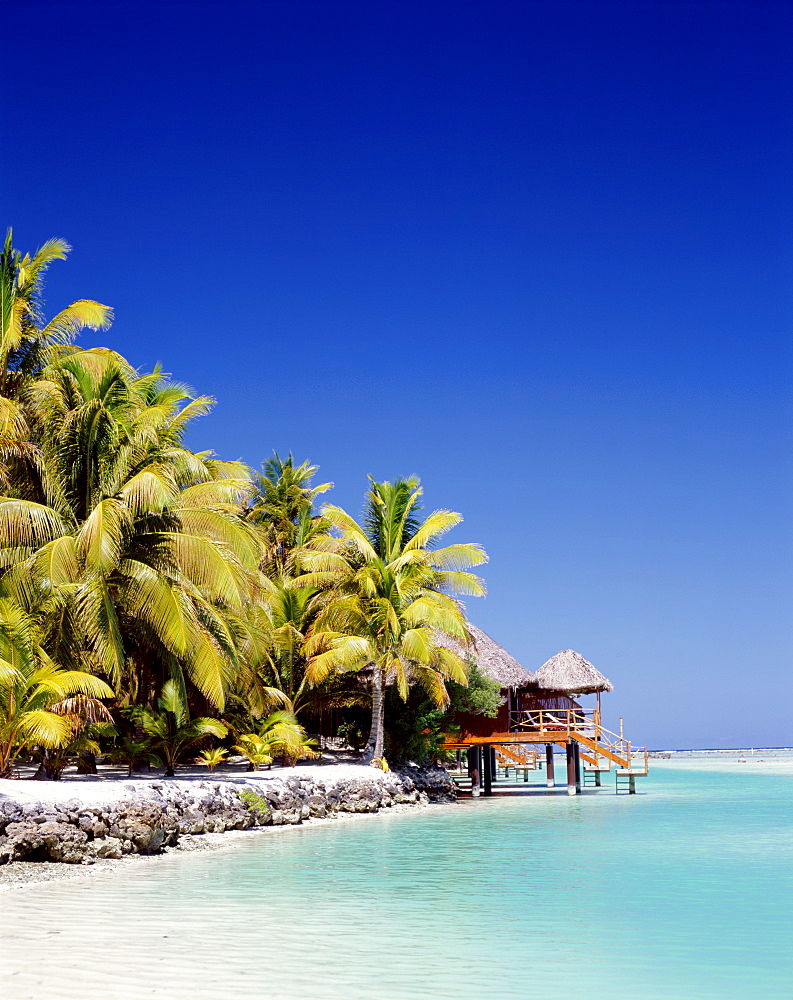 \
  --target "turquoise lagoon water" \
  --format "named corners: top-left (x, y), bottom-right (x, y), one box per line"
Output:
top-left (0, 759), bottom-right (791, 1000)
